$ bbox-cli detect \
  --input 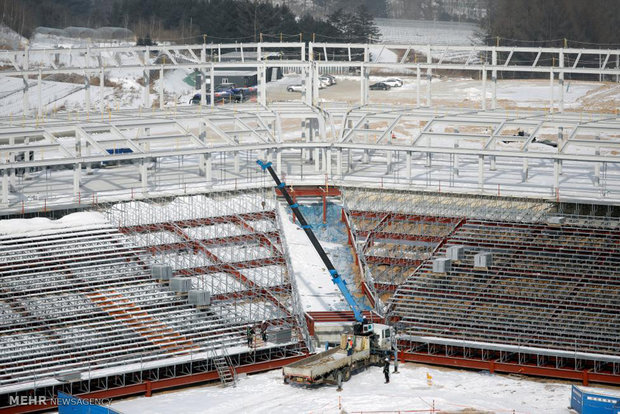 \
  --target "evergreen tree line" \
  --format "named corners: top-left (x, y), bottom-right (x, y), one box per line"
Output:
top-left (0, 0), bottom-right (381, 45)
top-left (482, 0), bottom-right (619, 46)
